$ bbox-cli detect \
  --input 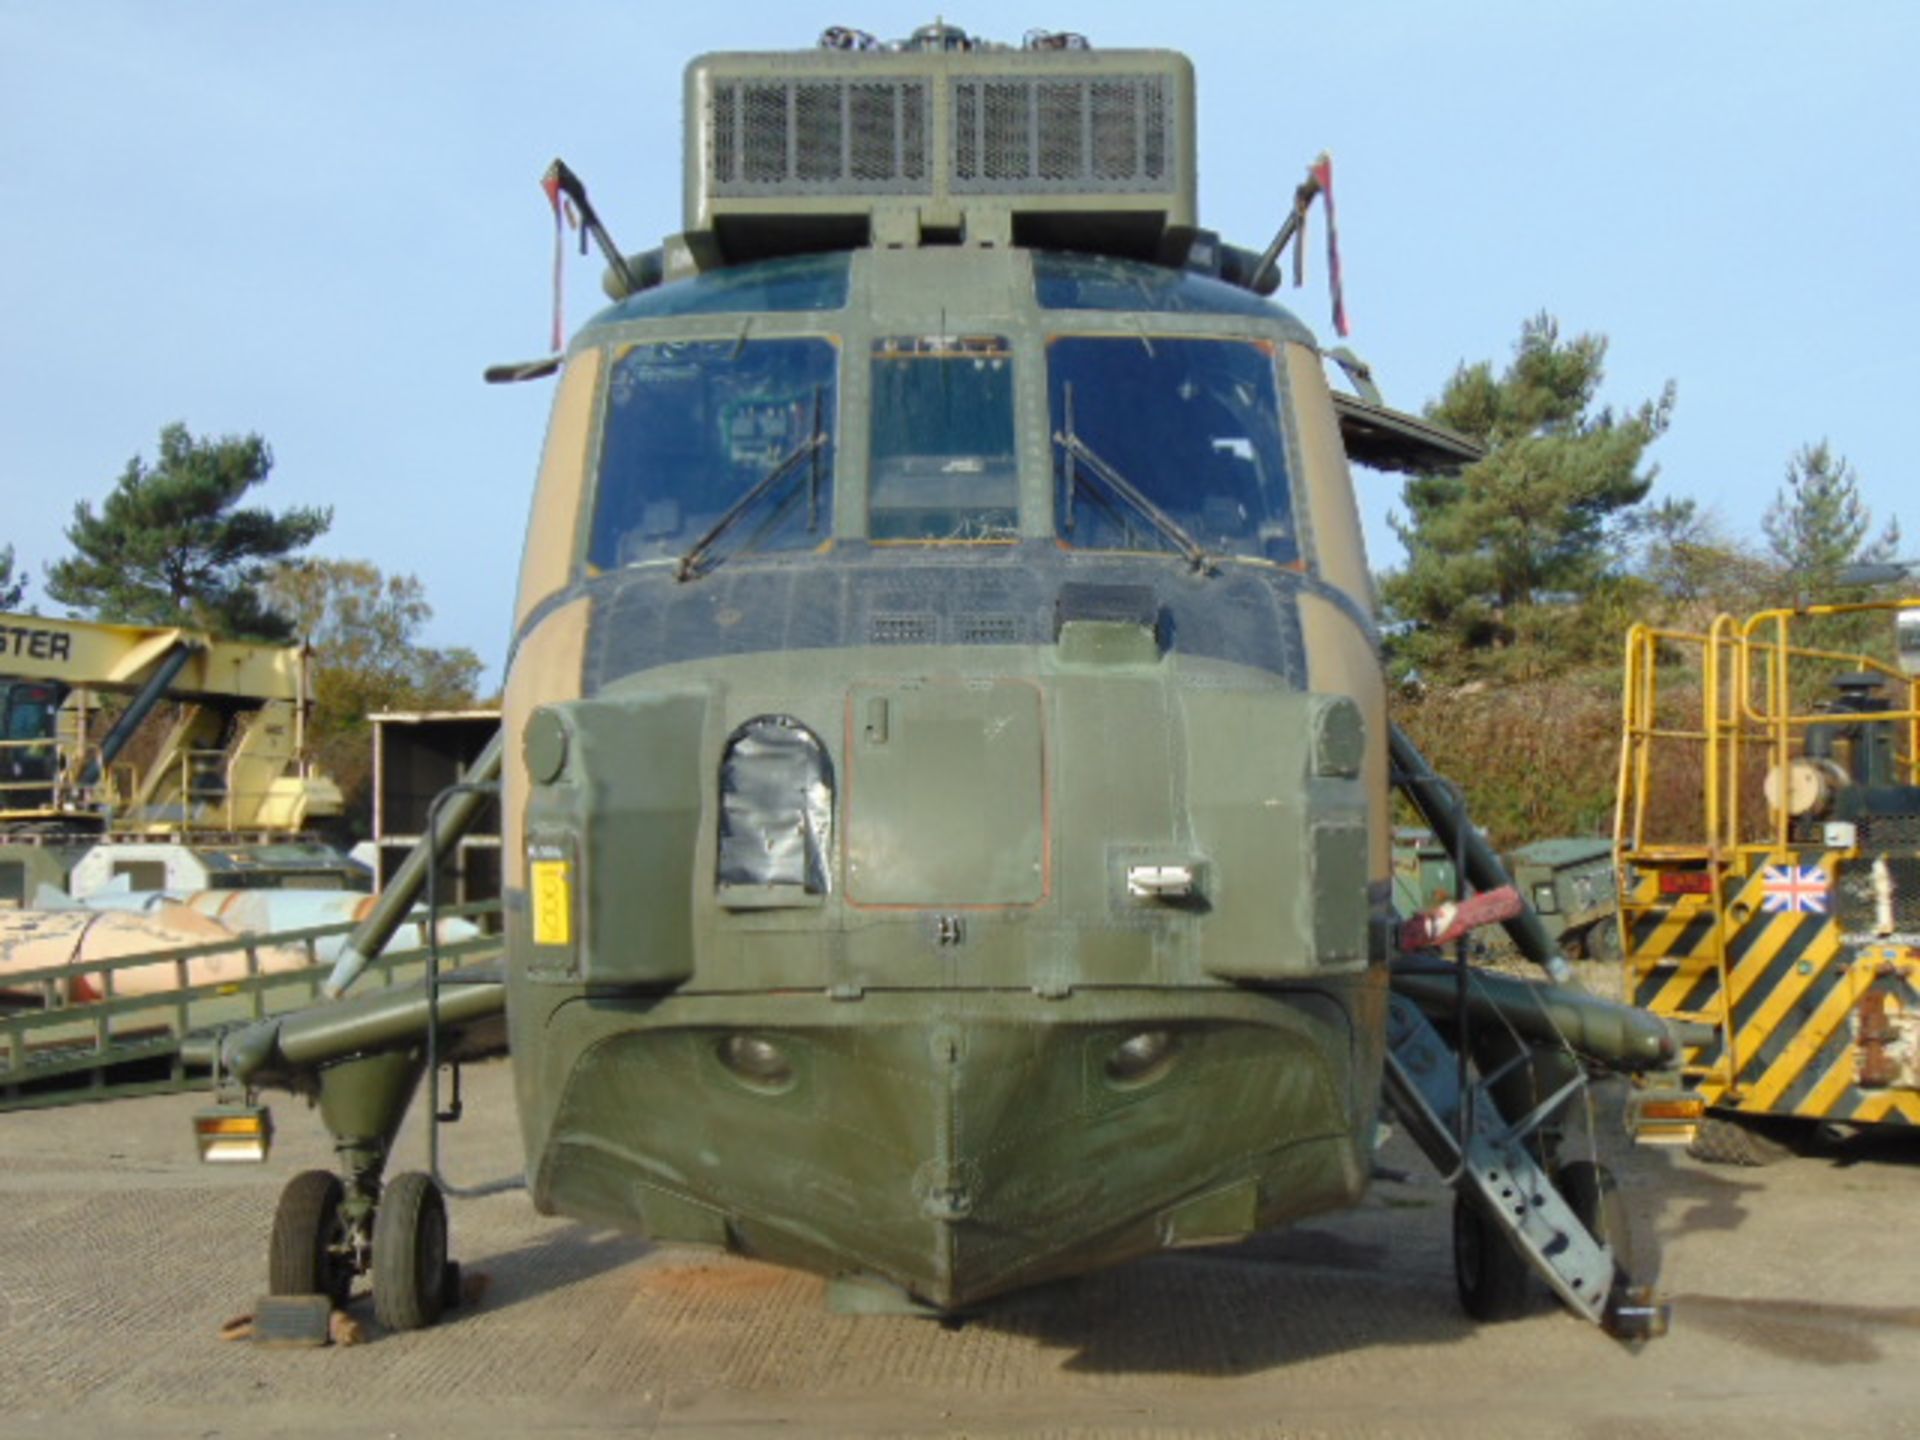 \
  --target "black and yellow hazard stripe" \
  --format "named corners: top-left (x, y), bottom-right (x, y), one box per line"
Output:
top-left (1622, 850), bottom-right (1920, 1128)
top-left (1767, 949), bottom-right (1920, 1125)
top-left (1623, 860), bottom-right (1730, 1031)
